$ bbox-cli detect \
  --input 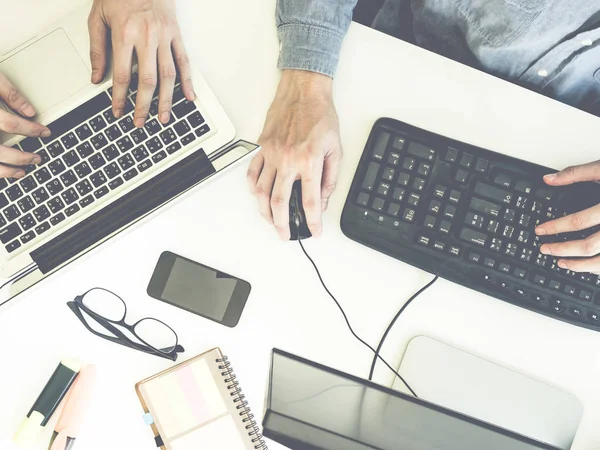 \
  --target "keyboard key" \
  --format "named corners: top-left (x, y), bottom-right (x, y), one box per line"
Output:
top-left (48, 159), bottom-right (66, 176)
top-left (407, 142), bottom-right (435, 161)
top-left (47, 197), bottom-right (65, 214)
top-left (498, 263), bottom-right (511, 273)
top-left (580, 290), bottom-right (592, 302)
top-left (362, 162), bottom-right (380, 191)
top-left (424, 215), bottom-right (436, 229)
top-left (195, 124), bottom-right (210, 138)
top-left (474, 159), bottom-right (489, 173)
top-left (417, 163), bottom-right (431, 177)
top-left (448, 246), bottom-right (461, 257)
top-left (459, 228), bottom-right (487, 247)
top-left (469, 196), bottom-right (500, 216)
top-left (535, 188), bottom-right (554, 201)
top-left (408, 193), bottom-right (420, 207)
top-left (18, 214), bottom-right (35, 231)
top-left (397, 172), bottom-right (410, 186)
top-left (146, 137), bottom-right (163, 153)
top-left (357, 192), bottom-right (370, 206)
top-left (17, 197), bottom-right (35, 213)
top-left (145, 118), bottom-right (161, 136)
top-left (35, 222), bottom-right (50, 235)
top-left (392, 136), bottom-right (405, 150)
top-left (118, 116), bottom-right (135, 133)
top-left (443, 205), bottom-right (456, 219)
top-left (123, 168), bottom-right (139, 181)
top-left (132, 145), bottom-right (149, 162)
top-left (402, 208), bottom-right (415, 223)
top-left (63, 150), bottom-right (80, 167)
top-left (138, 160), bottom-right (153, 172)
top-left (47, 178), bottom-right (64, 196)
top-left (564, 285), bottom-right (577, 296)
top-left (412, 177), bottom-right (426, 191)
top-left (459, 153), bottom-right (473, 169)
top-left (466, 212), bottom-right (484, 228)
top-left (75, 179), bottom-right (93, 196)
top-left (372, 132), bottom-right (389, 160)
top-left (91, 133), bottom-right (109, 150)
top-left (181, 133), bottom-right (196, 146)
top-left (428, 200), bottom-right (441, 214)
top-left (65, 204), bottom-right (80, 217)
top-left (515, 180), bottom-right (533, 194)
top-left (103, 144), bottom-right (121, 161)
top-left (90, 171), bottom-right (108, 188)
top-left (94, 186), bottom-right (109, 199)
top-left (90, 116), bottom-right (107, 132)
top-left (188, 111), bottom-right (205, 128)
top-left (88, 154), bottom-right (106, 170)
top-left (0, 222), bottom-right (21, 243)
top-left (35, 149), bottom-right (50, 166)
top-left (61, 188), bottom-right (79, 205)
top-left (489, 237), bottom-right (502, 251)
top-left (434, 185), bottom-right (446, 199)
top-left (76, 142), bottom-right (94, 159)
top-left (79, 195), bottom-right (95, 208)
top-left (388, 203), bottom-right (401, 217)
top-left (61, 132), bottom-right (78, 149)
top-left (494, 172), bottom-right (512, 188)
top-left (433, 241), bottom-right (446, 251)
top-left (448, 190), bottom-right (461, 203)
top-left (417, 236), bottom-right (430, 246)
top-left (116, 136), bottom-right (134, 152)
top-left (104, 162), bottom-right (121, 179)
top-left (445, 147), bottom-right (459, 163)
top-left (105, 124), bottom-right (122, 142)
top-left (47, 141), bottom-right (65, 158)
top-left (33, 205), bottom-right (50, 222)
top-left (483, 257), bottom-right (496, 268)
top-left (151, 151), bottom-right (167, 164)
top-left (20, 137), bottom-right (42, 152)
top-left (75, 124), bottom-right (93, 141)
top-left (131, 128), bottom-right (148, 144)
top-left (60, 170), bottom-right (77, 187)
top-left (5, 240), bottom-right (20, 252)
top-left (402, 157), bottom-right (415, 171)
top-left (382, 167), bottom-right (395, 181)
top-left (172, 100), bottom-right (197, 118)
top-left (372, 197), bottom-right (385, 212)
top-left (174, 119), bottom-right (191, 137)
top-left (6, 184), bottom-right (23, 201)
top-left (3, 204), bottom-right (20, 222)
top-left (439, 220), bottom-right (451, 234)
top-left (159, 129), bottom-right (177, 145)
top-left (103, 109), bottom-right (118, 124)
top-left (0, 193), bottom-right (7, 209)
top-left (514, 268), bottom-right (527, 279)
top-left (50, 213), bottom-right (65, 226)
top-left (172, 83), bottom-right (185, 104)
top-left (474, 182), bottom-right (512, 205)
top-left (454, 169), bottom-right (469, 184)
top-left (388, 152), bottom-right (401, 166)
